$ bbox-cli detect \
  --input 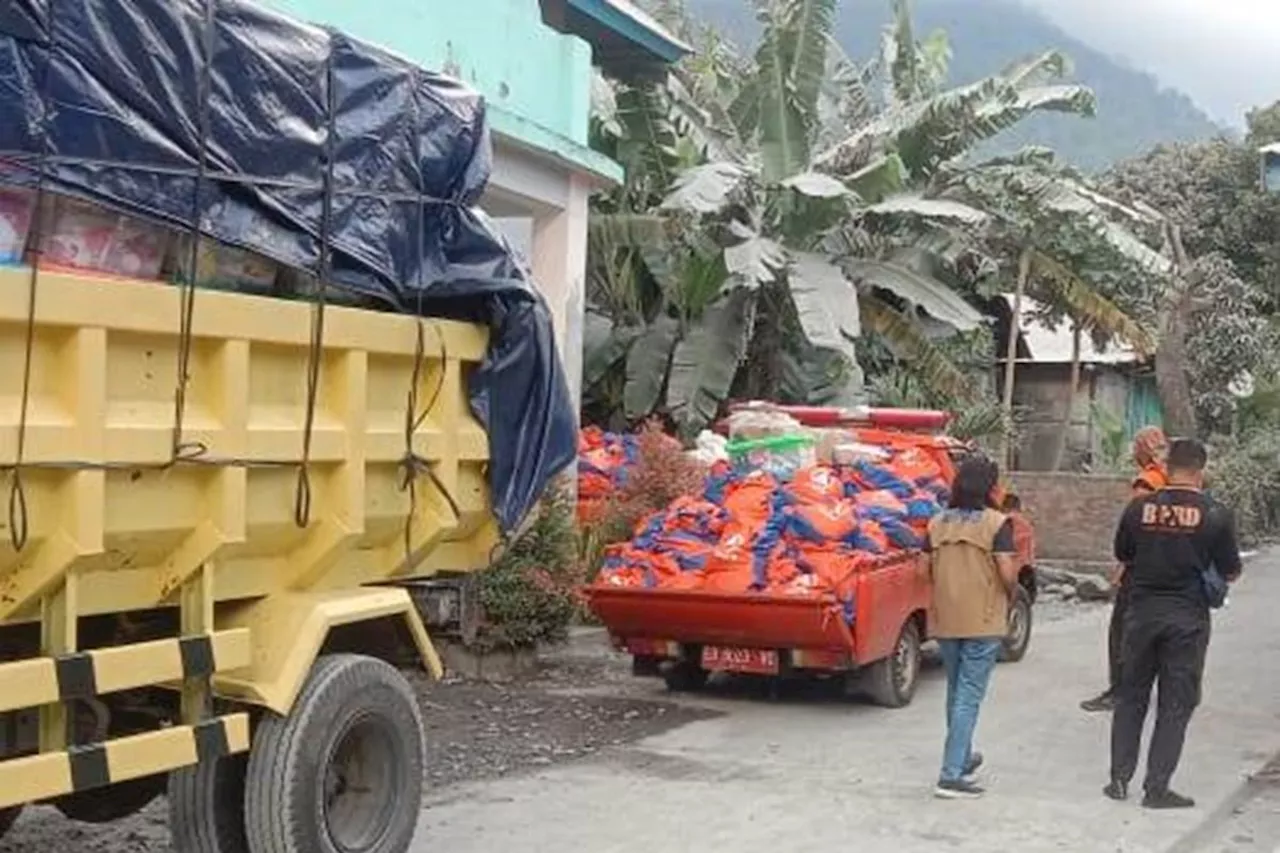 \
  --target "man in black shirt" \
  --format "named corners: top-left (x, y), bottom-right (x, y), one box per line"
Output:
top-left (1105, 438), bottom-right (1243, 809)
